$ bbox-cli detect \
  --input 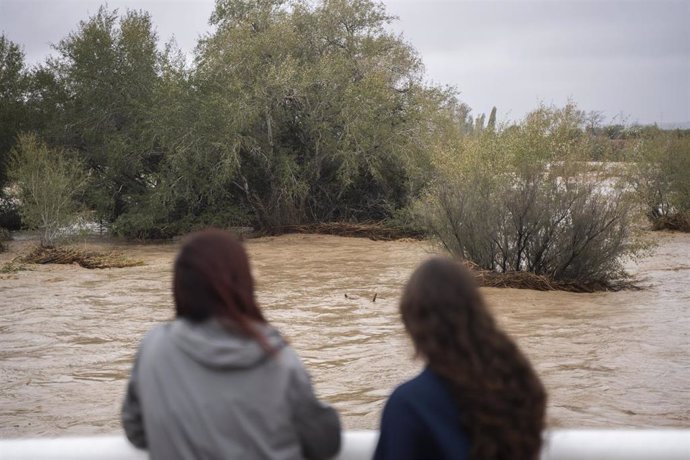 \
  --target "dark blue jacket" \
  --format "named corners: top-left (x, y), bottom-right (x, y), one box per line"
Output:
top-left (373, 367), bottom-right (470, 460)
